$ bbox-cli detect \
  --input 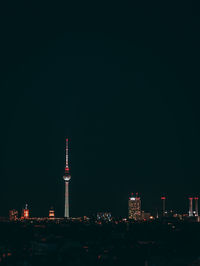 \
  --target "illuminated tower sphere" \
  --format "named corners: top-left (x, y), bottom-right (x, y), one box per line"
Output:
top-left (128, 193), bottom-right (141, 220)
top-left (63, 138), bottom-right (71, 218)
